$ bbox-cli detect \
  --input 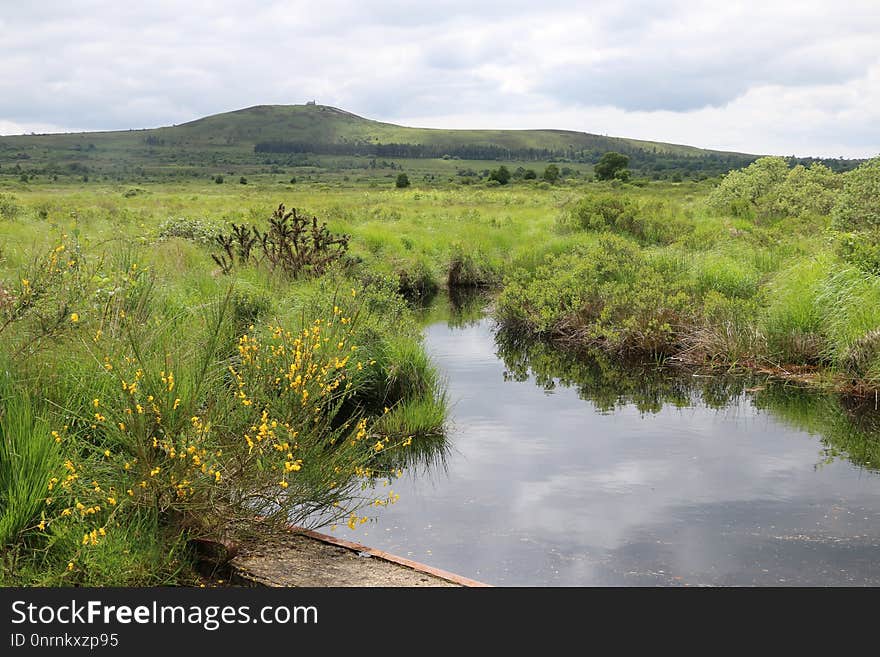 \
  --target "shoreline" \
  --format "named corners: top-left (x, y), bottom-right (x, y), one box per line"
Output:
top-left (228, 526), bottom-right (489, 588)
